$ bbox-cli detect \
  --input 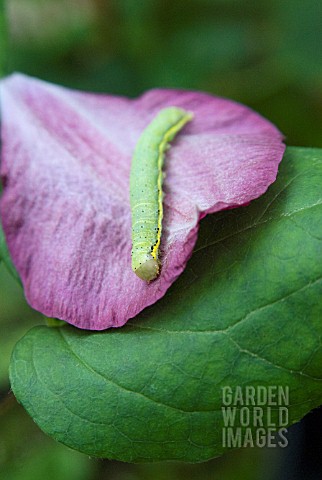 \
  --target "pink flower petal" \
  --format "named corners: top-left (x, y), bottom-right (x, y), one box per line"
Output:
top-left (0, 74), bottom-right (285, 329)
